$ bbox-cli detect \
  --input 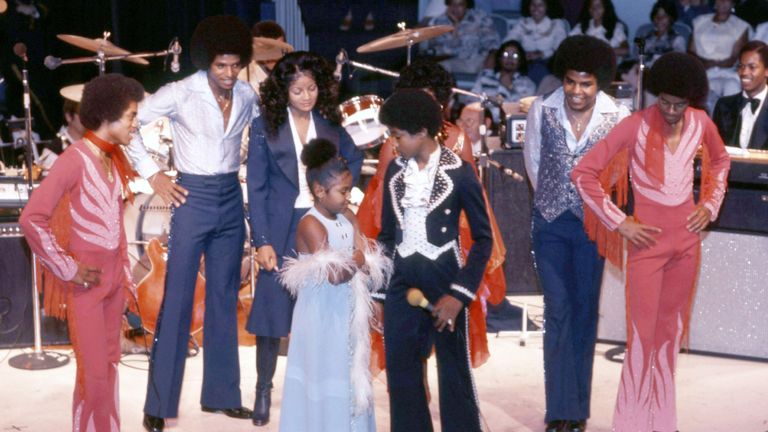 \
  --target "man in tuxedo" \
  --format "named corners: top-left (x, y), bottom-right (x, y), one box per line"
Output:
top-left (713, 40), bottom-right (768, 150)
